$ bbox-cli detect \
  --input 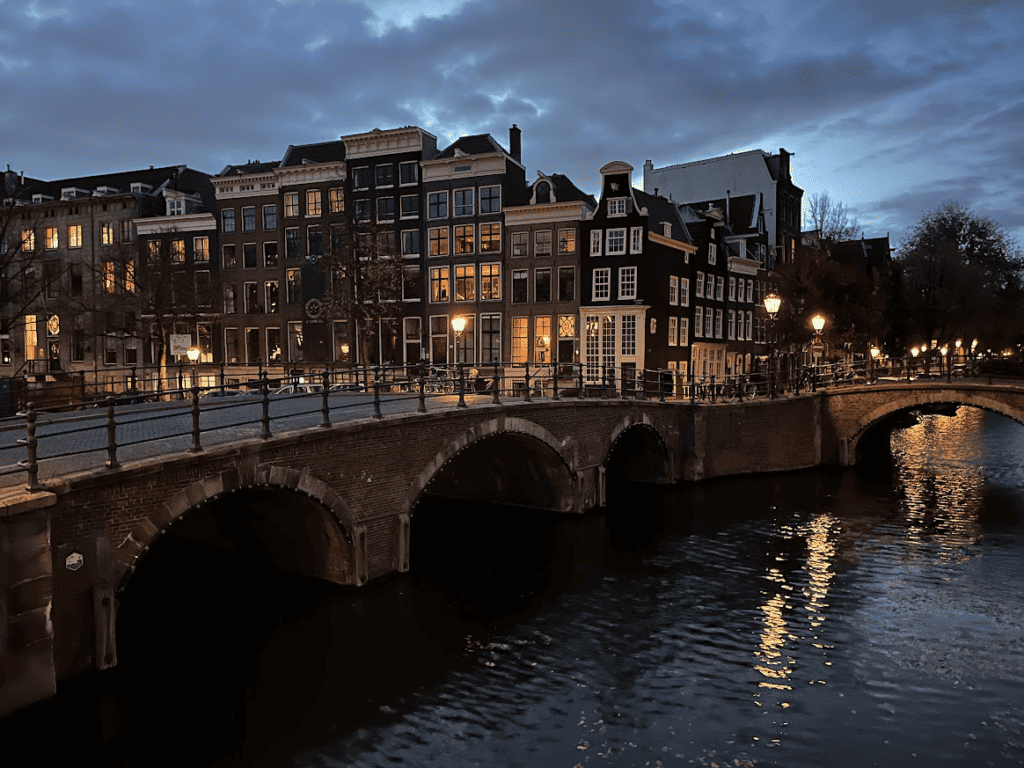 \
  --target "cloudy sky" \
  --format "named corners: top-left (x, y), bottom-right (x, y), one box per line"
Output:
top-left (2, 0), bottom-right (1022, 246)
